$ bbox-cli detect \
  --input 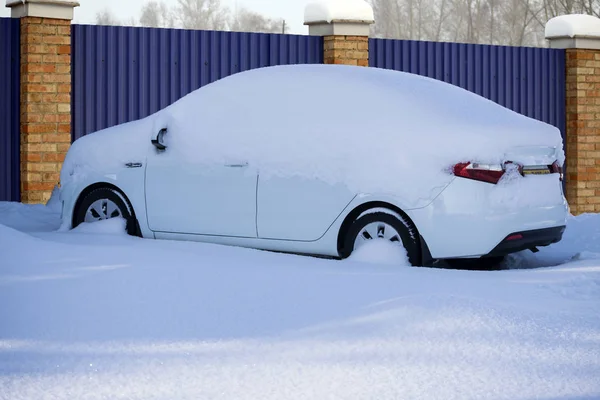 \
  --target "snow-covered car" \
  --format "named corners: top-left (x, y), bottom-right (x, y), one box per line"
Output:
top-left (59, 64), bottom-right (568, 266)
